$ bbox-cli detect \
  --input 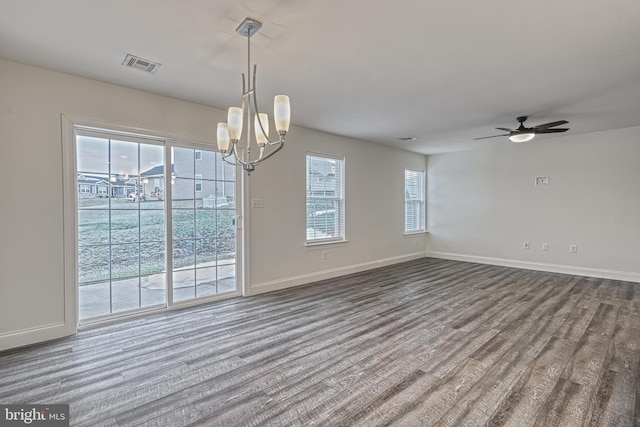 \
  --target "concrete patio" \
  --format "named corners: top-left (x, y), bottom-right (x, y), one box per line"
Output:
top-left (79, 264), bottom-right (236, 321)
